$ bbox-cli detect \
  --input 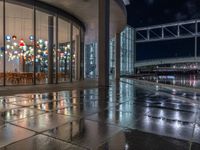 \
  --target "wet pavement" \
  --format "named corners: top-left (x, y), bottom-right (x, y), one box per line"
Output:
top-left (0, 78), bottom-right (200, 149)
